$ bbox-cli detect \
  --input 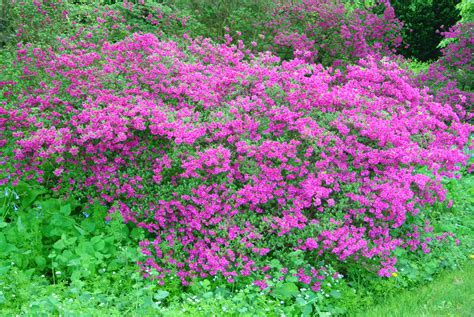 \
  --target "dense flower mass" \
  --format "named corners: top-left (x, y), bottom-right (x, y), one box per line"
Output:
top-left (261, 0), bottom-right (403, 65)
top-left (419, 22), bottom-right (474, 121)
top-left (2, 26), bottom-right (471, 288)
top-left (1, 1), bottom-right (472, 294)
